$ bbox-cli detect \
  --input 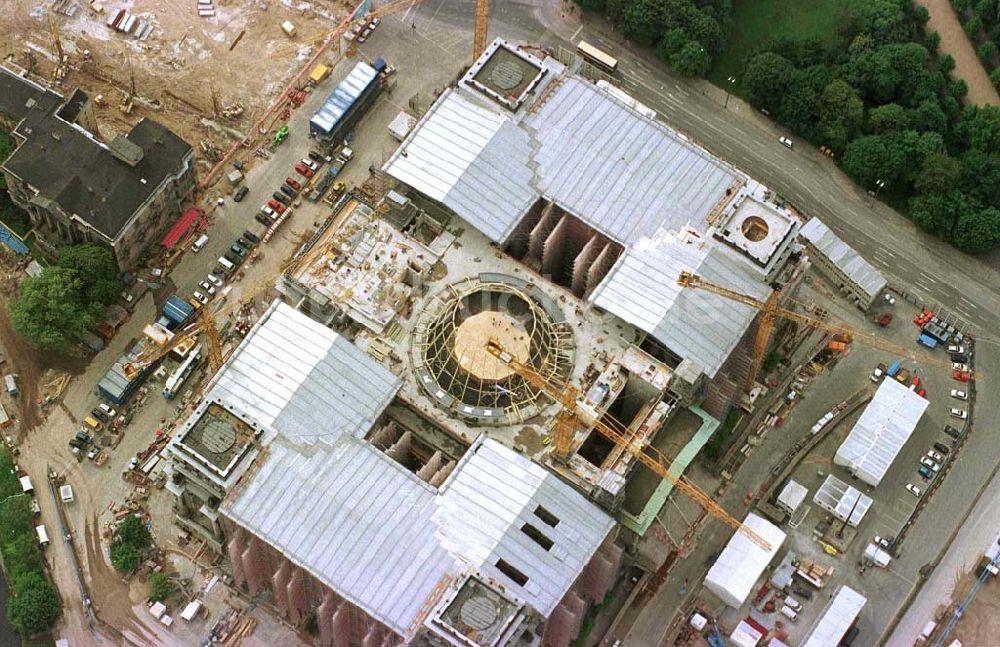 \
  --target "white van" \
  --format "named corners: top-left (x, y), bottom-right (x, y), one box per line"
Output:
top-left (192, 234), bottom-right (209, 252)
top-left (35, 524), bottom-right (49, 547)
top-left (19, 475), bottom-right (33, 494)
top-left (779, 604), bottom-right (798, 621)
top-left (217, 256), bottom-right (235, 274)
